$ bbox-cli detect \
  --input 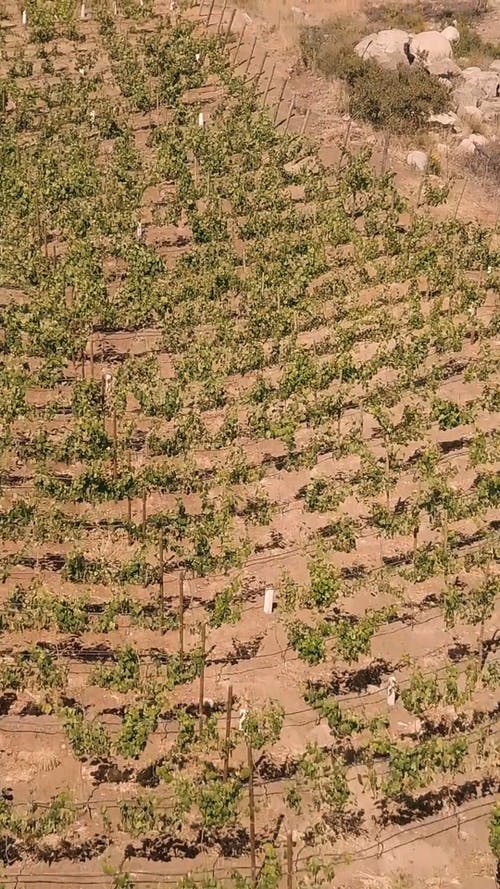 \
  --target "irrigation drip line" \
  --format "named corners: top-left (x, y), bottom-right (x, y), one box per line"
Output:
top-left (1, 666), bottom-right (498, 736)
top-left (3, 724), bottom-right (499, 810)
top-left (0, 803), bottom-right (495, 885)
